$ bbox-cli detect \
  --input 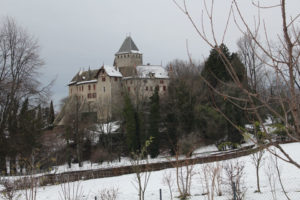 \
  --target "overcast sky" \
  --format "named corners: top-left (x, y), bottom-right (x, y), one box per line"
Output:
top-left (0, 0), bottom-right (299, 109)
